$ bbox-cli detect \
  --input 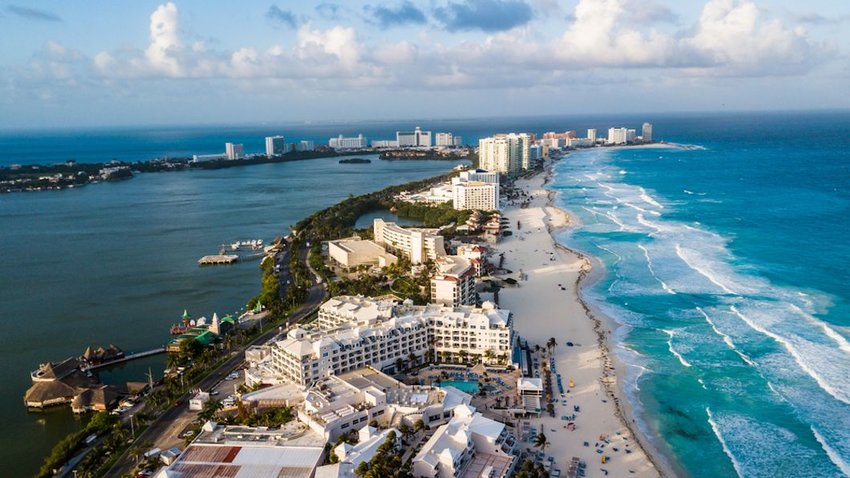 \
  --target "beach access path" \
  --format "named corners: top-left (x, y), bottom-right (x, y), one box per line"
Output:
top-left (494, 162), bottom-right (663, 478)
